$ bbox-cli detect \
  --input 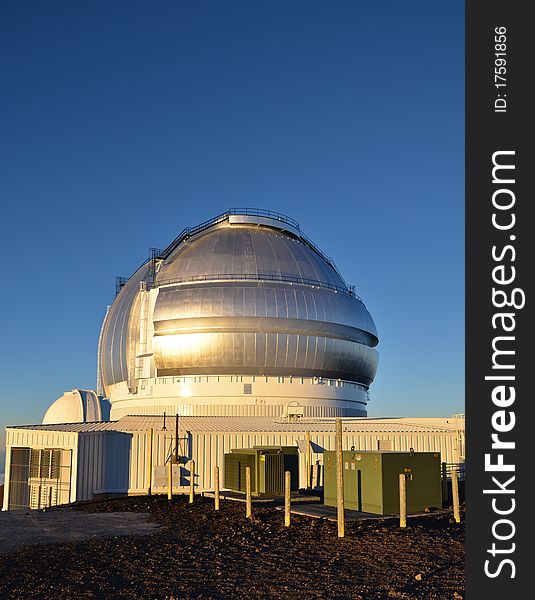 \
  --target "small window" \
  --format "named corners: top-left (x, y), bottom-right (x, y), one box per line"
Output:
top-left (244, 383), bottom-right (252, 395)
